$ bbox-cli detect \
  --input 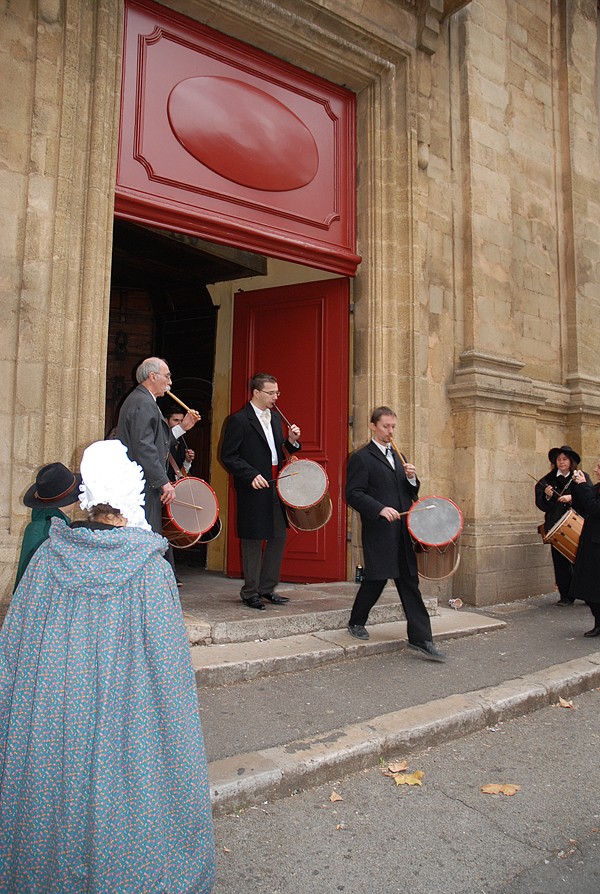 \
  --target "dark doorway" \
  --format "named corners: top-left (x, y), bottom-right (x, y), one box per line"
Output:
top-left (107, 218), bottom-right (266, 565)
